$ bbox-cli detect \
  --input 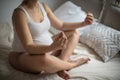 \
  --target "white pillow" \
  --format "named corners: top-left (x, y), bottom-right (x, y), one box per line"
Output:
top-left (0, 22), bottom-right (13, 49)
top-left (80, 23), bottom-right (120, 62)
top-left (54, 1), bottom-right (86, 22)
top-left (49, 1), bottom-right (87, 34)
